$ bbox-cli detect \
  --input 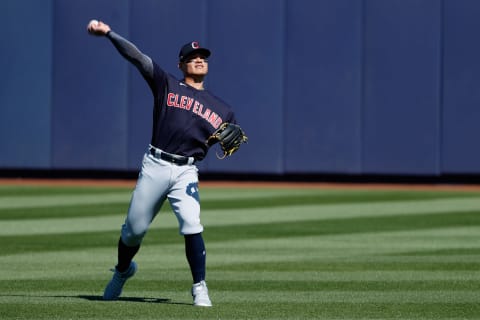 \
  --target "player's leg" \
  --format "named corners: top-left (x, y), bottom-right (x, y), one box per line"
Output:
top-left (168, 176), bottom-right (206, 283)
top-left (104, 153), bottom-right (170, 300)
top-left (167, 166), bottom-right (212, 306)
top-left (119, 153), bottom-right (170, 261)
